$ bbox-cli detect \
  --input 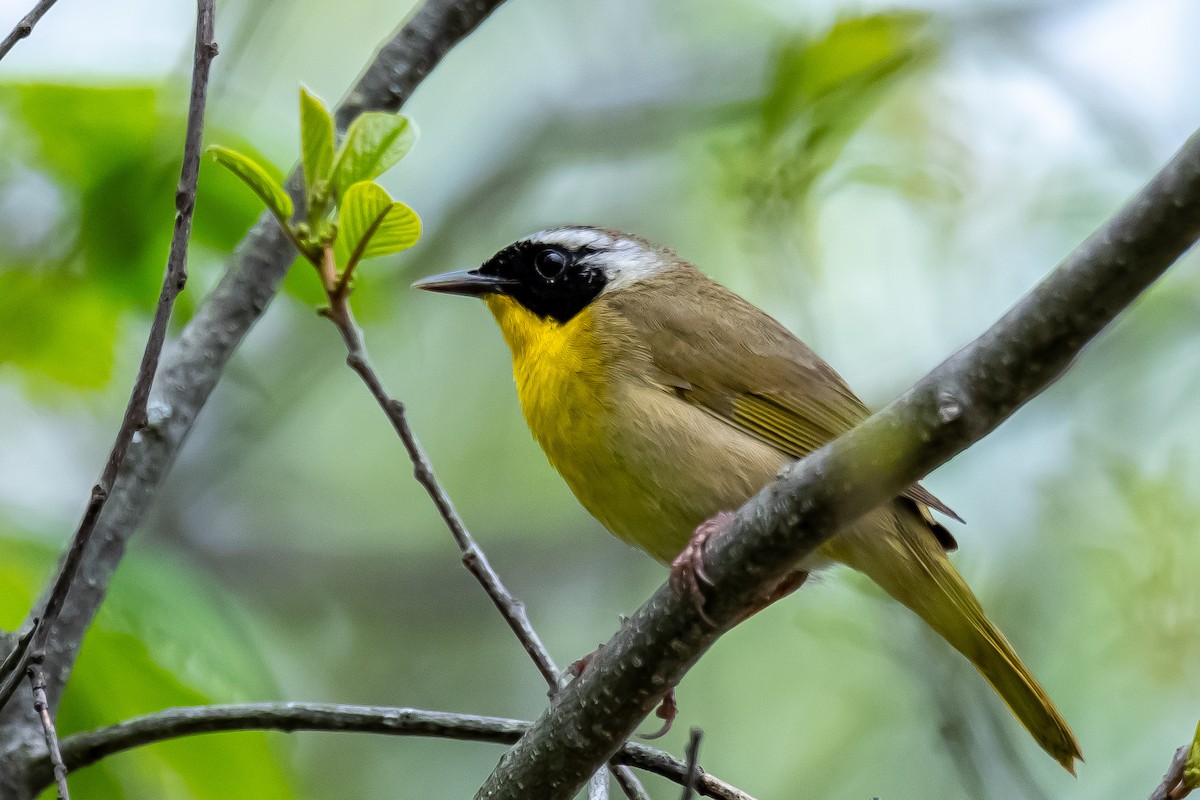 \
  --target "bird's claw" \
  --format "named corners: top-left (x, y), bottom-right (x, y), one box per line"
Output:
top-left (669, 512), bottom-right (733, 626)
top-left (640, 688), bottom-right (678, 740)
